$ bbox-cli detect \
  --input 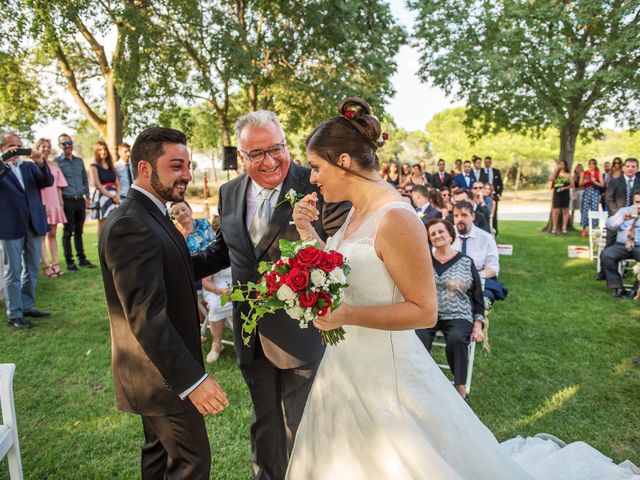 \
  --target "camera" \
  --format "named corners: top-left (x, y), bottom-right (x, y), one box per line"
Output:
top-left (1, 148), bottom-right (32, 162)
